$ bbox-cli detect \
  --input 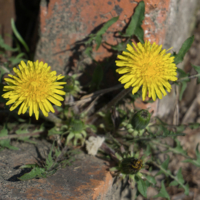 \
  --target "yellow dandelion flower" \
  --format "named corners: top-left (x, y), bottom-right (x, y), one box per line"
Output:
top-left (2, 60), bottom-right (66, 120)
top-left (115, 41), bottom-right (177, 101)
